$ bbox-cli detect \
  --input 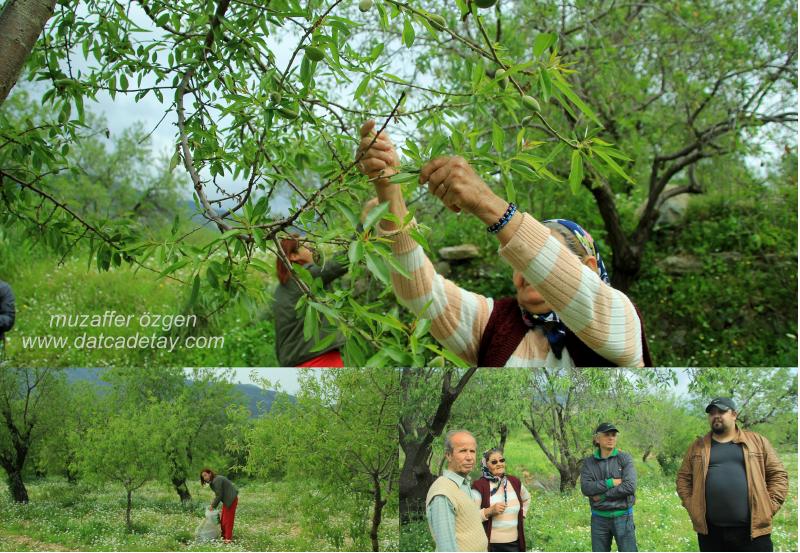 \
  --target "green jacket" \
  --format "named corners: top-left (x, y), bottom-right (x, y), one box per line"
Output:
top-left (210, 475), bottom-right (238, 509)
top-left (272, 259), bottom-right (347, 366)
